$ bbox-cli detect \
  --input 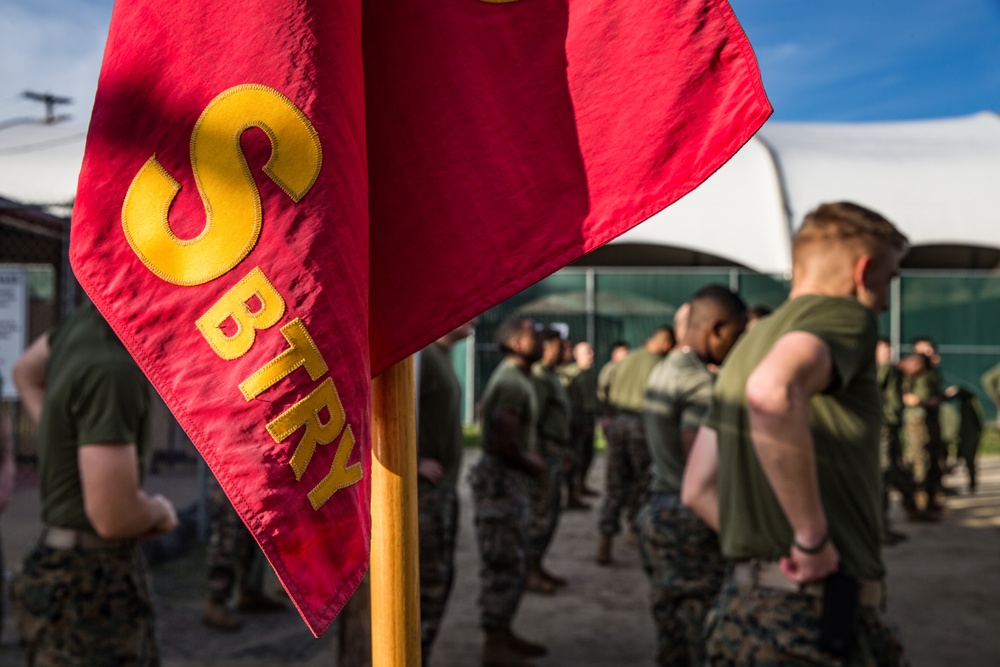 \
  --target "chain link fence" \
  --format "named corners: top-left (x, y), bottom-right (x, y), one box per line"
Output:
top-left (467, 267), bottom-right (1000, 423)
